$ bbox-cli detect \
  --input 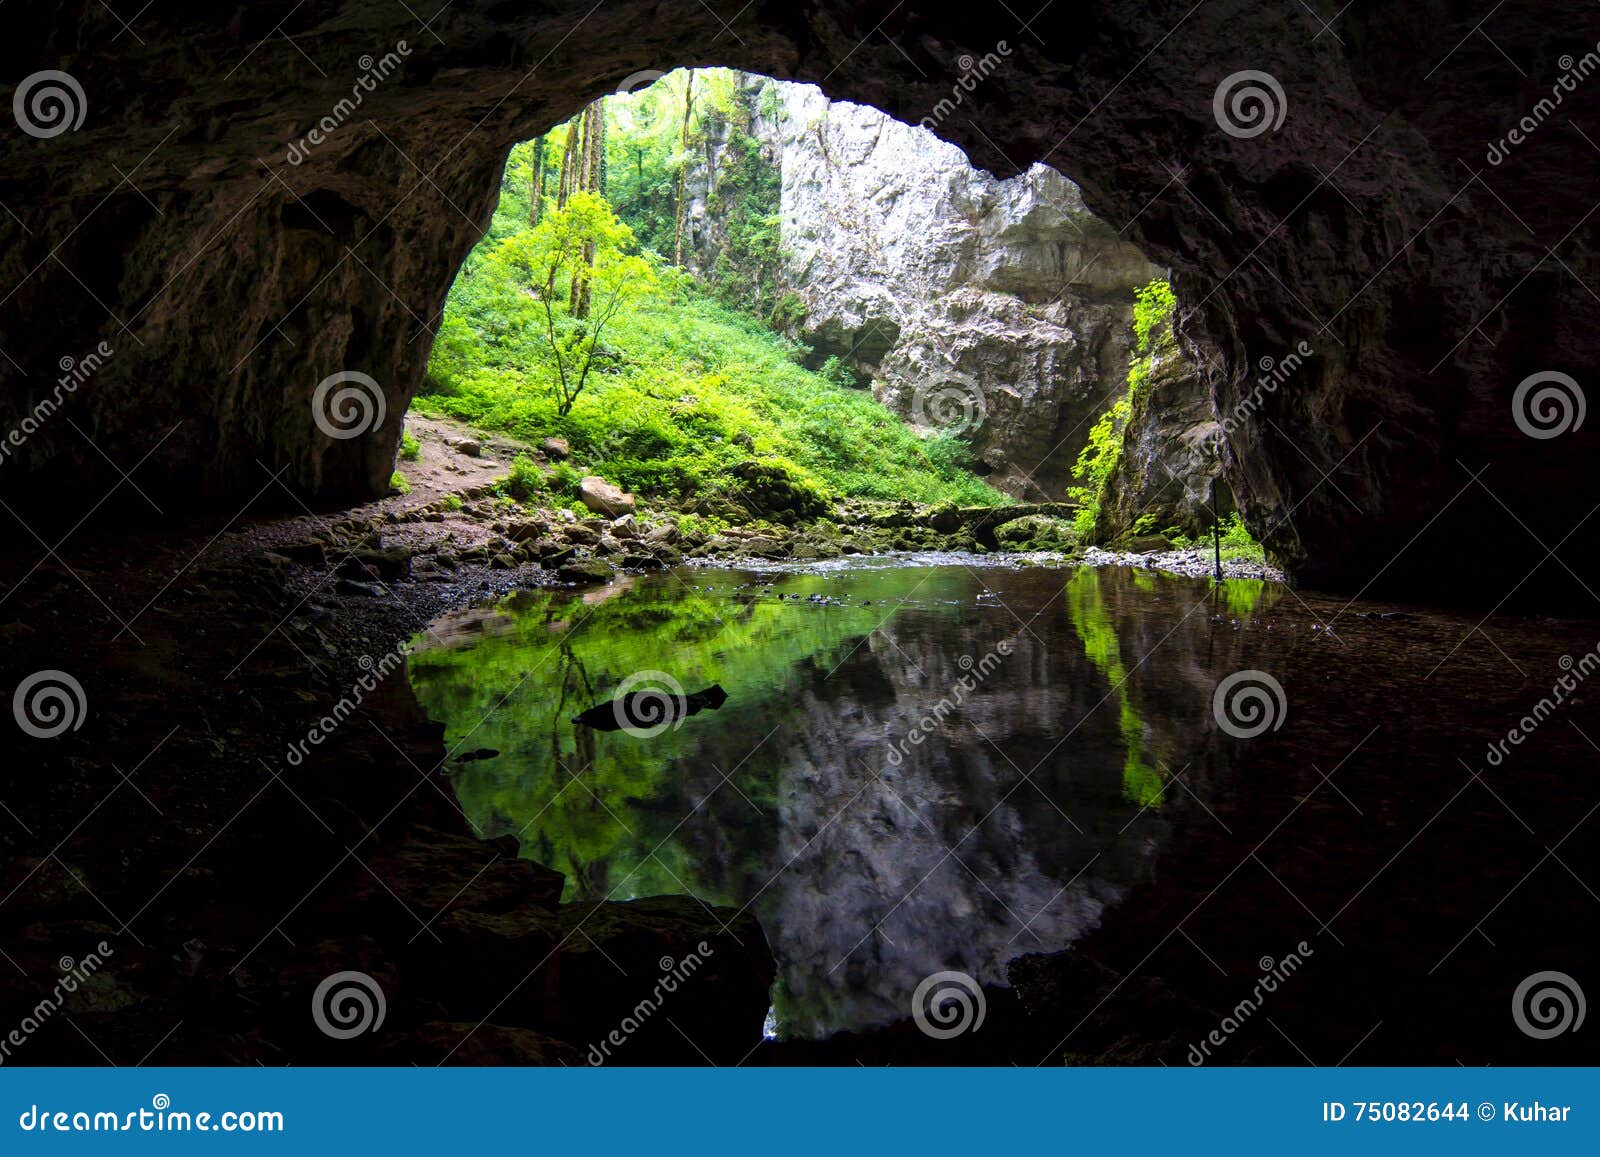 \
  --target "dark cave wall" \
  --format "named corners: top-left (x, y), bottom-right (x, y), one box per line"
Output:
top-left (1, 1), bottom-right (1597, 600)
